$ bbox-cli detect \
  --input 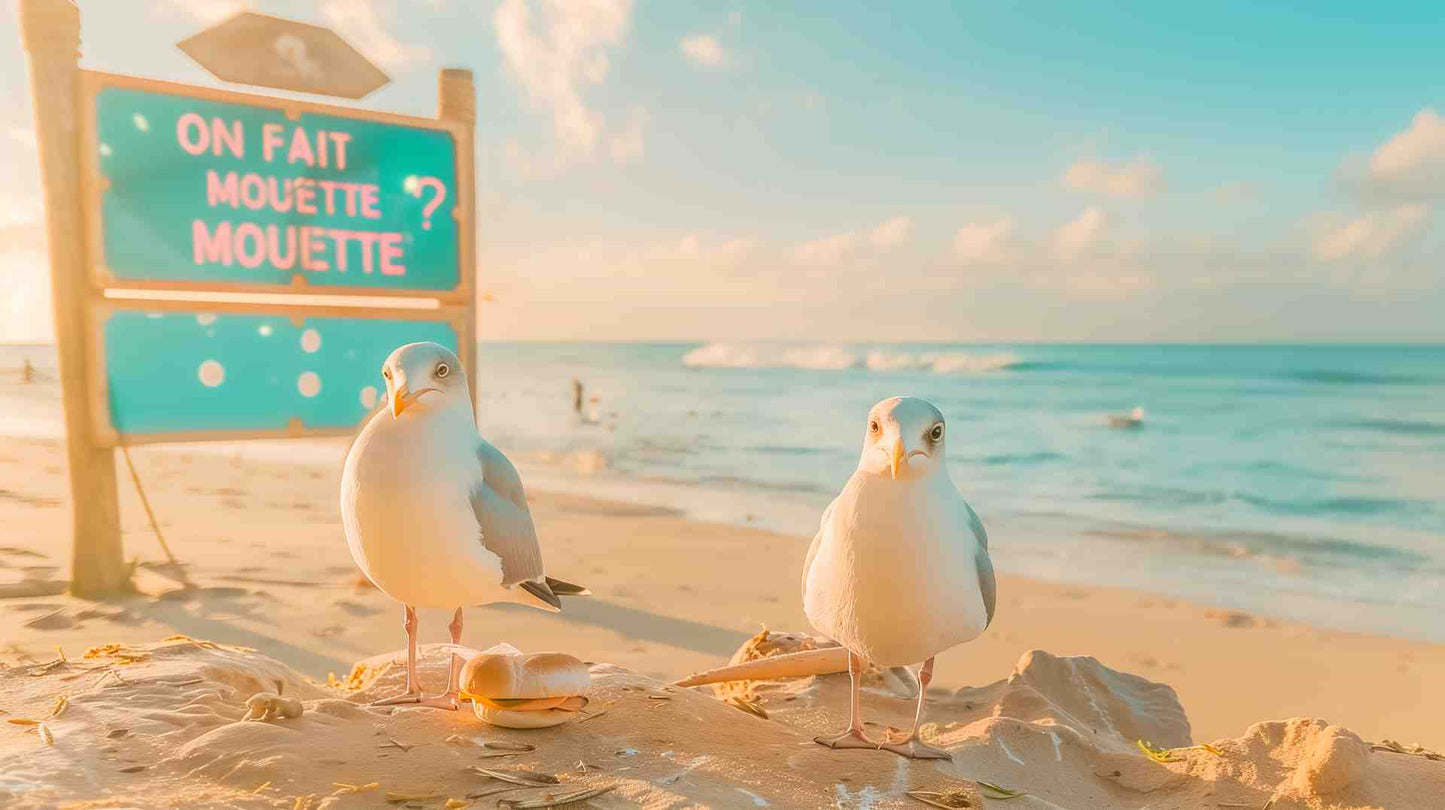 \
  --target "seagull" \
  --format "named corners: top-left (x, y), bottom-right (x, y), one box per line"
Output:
top-left (802, 396), bottom-right (995, 760)
top-left (341, 342), bottom-right (588, 709)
